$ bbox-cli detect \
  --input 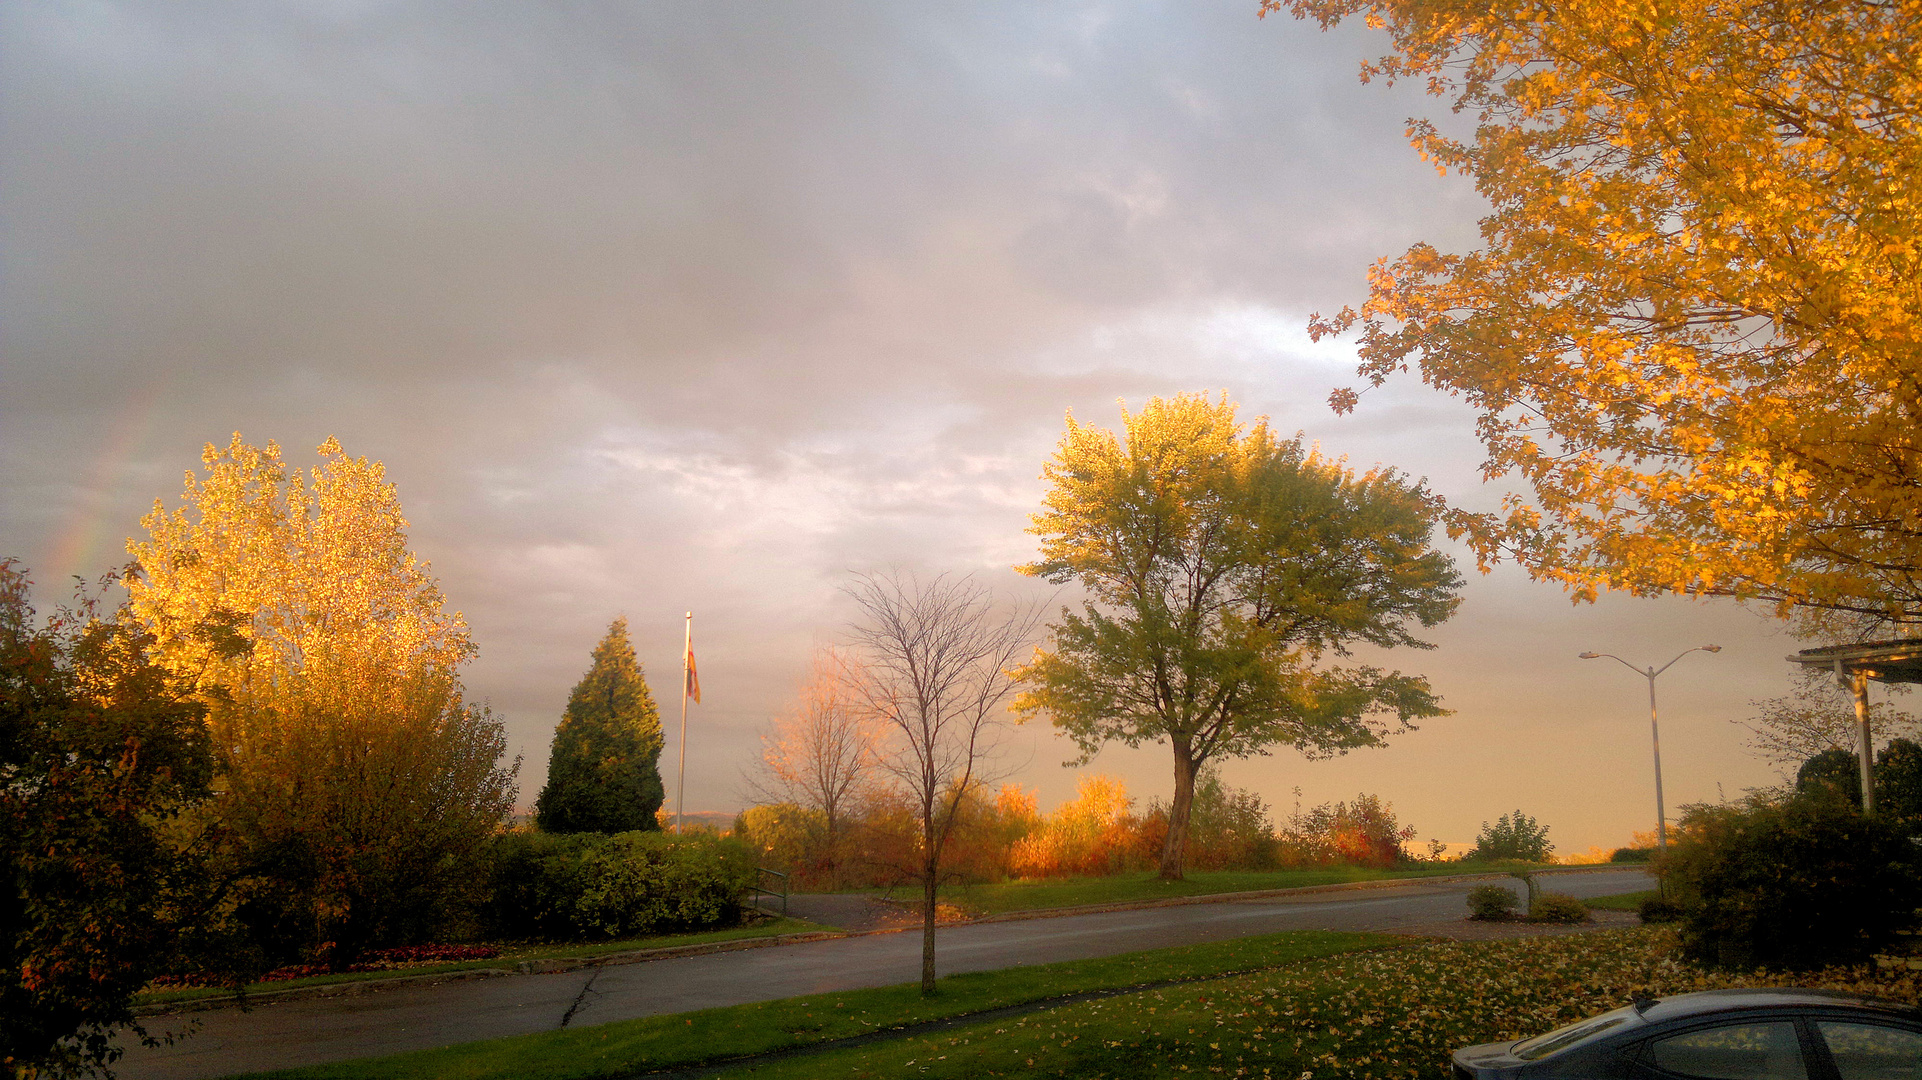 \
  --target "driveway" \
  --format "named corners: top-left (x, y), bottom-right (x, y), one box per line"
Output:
top-left (114, 868), bottom-right (1653, 1079)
